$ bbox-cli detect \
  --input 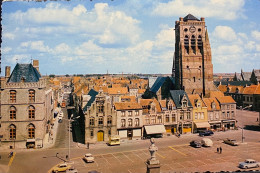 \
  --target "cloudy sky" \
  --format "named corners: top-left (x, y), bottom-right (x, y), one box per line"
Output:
top-left (1, 0), bottom-right (260, 75)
